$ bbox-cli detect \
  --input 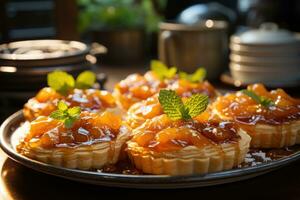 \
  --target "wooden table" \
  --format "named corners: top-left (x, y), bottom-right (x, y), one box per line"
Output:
top-left (1, 65), bottom-right (300, 200)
